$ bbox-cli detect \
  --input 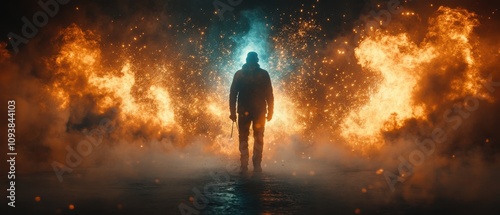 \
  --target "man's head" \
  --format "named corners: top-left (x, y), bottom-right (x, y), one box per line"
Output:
top-left (246, 52), bottom-right (259, 63)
